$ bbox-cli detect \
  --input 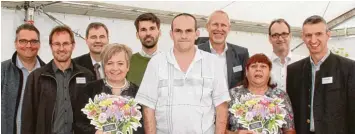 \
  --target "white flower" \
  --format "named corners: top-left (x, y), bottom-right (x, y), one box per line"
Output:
top-left (98, 113), bottom-right (108, 123)
top-left (245, 112), bottom-right (254, 121)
